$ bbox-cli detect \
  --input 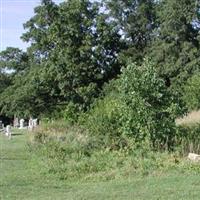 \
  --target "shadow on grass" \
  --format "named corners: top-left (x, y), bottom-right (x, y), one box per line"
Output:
top-left (11, 133), bottom-right (23, 136)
